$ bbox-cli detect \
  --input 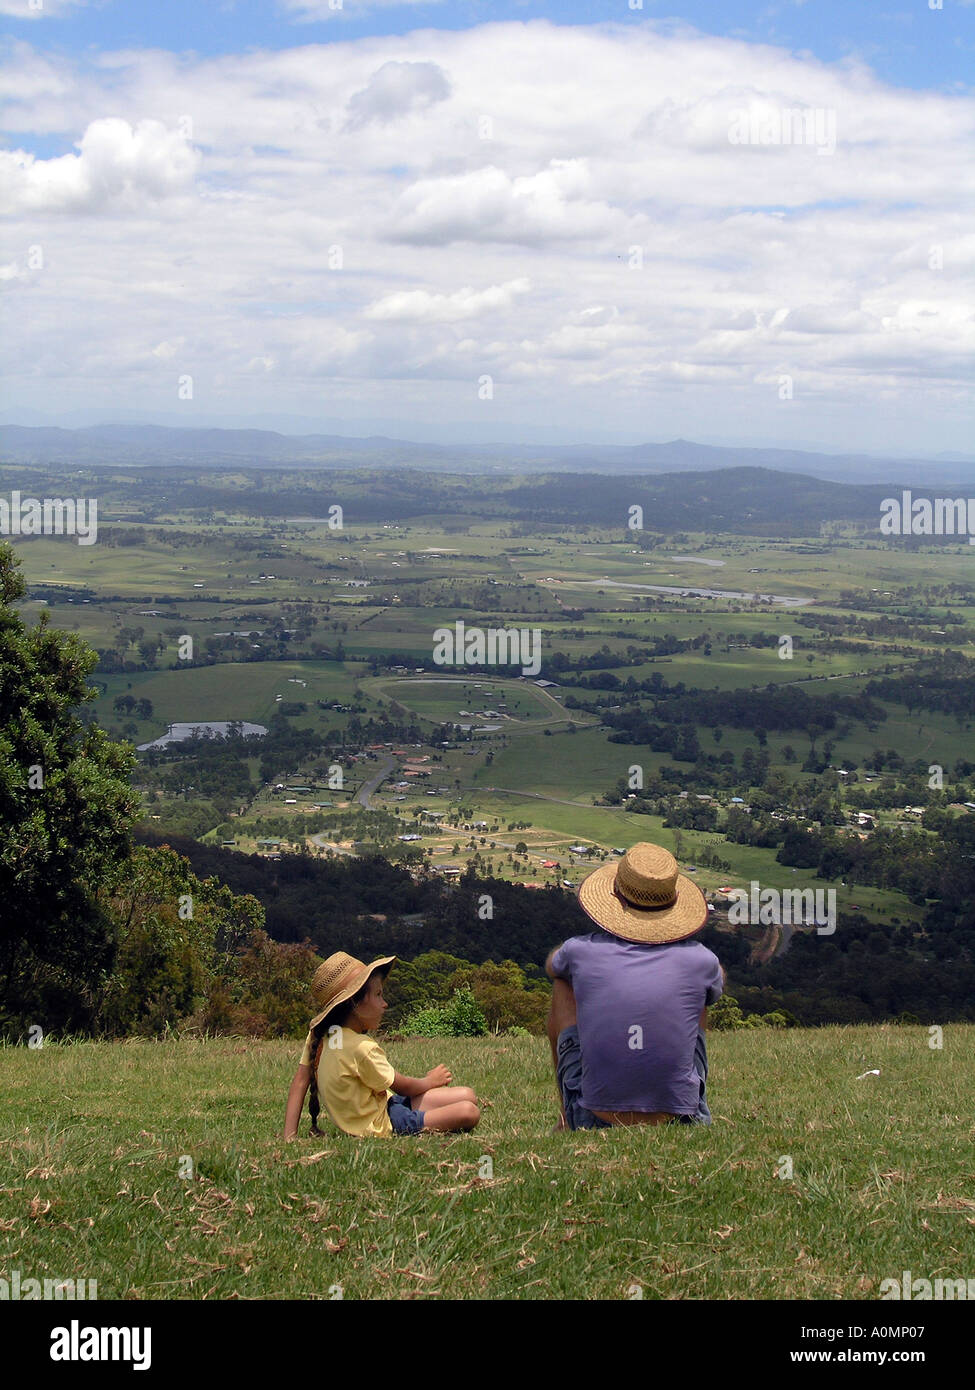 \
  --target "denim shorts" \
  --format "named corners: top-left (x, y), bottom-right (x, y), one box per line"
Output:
top-left (387, 1093), bottom-right (425, 1136)
top-left (556, 1025), bottom-right (711, 1130)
